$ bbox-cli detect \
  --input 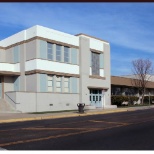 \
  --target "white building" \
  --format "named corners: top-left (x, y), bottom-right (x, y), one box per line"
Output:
top-left (0, 25), bottom-right (115, 112)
